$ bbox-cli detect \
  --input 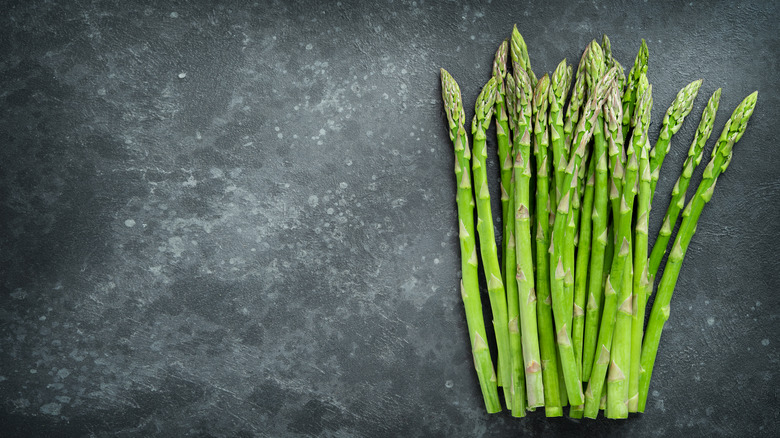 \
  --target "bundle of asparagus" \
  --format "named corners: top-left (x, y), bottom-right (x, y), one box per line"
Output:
top-left (441, 26), bottom-right (757, 418)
